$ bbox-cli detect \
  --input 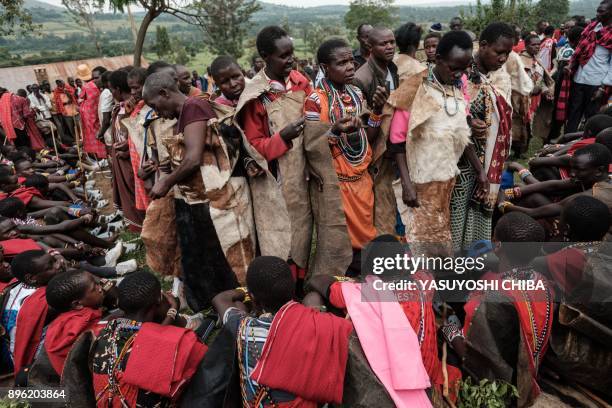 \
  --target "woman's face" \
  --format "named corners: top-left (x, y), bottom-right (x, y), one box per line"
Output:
top-left (322, 47), bottom-right (356, 86)
top-left (424, 37), bottom-right (440, 63)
